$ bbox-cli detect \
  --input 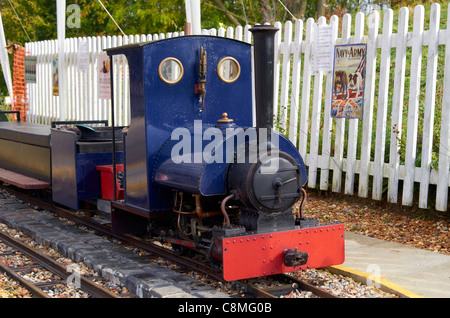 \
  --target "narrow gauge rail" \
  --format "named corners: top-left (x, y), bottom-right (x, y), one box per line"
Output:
top-left (0, 225), bottom-right (129, 298)
top-left (0, 248), bottom-right (49, 298)
top-left (1, 185), bottom-right (227, 282)
top-left (237, 274), bottom-right (338, 298)
top-left (2, 185), bottom-right (343, 298)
